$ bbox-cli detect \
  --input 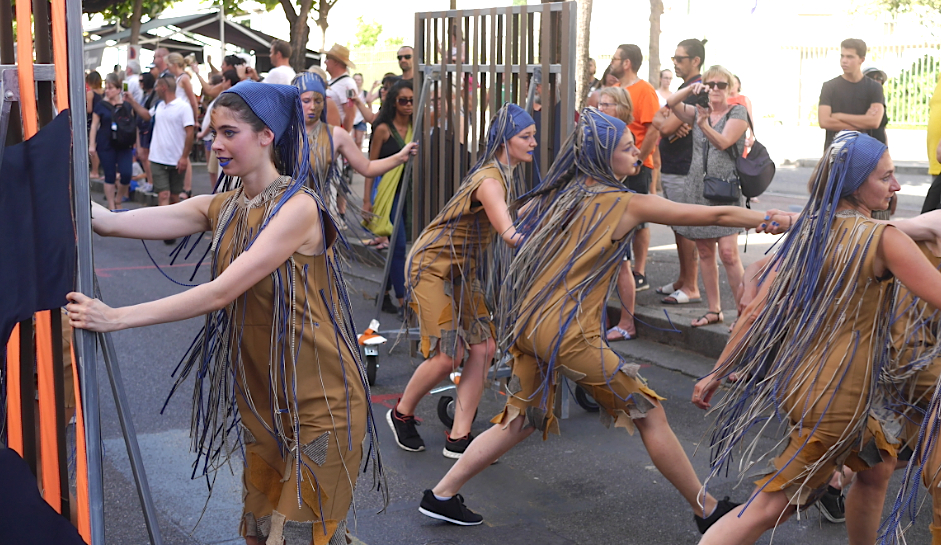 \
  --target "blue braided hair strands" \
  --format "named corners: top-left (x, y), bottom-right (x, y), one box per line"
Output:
top-left (499, 107), bottom-right (639, 414)
top-left (700, 130), bottom-right (898, 516)
top-left (404, 102), bottom-right (536, 360)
